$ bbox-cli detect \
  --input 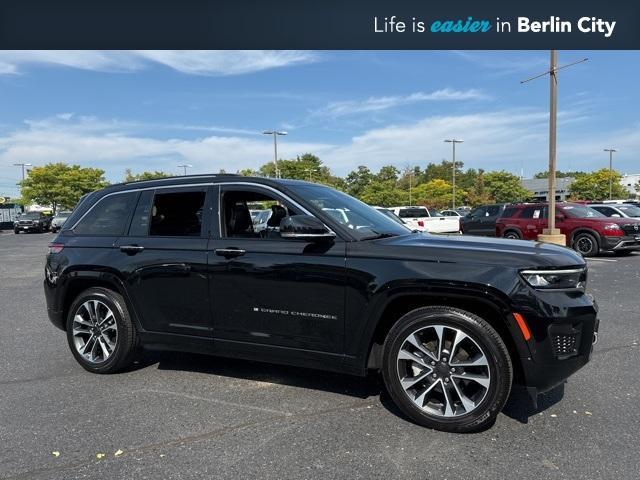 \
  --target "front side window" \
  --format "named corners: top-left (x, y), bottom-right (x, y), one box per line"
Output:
top-left (149, 190), bottom-right (206, 237)
top-left (221, 188), bottom-right (300, 239)
top-left (469, 207), bottom-right (486, 218)
top-left (74, 192), bottom-right (136, 235)
top-left (486, 205), bottom-right (502, 217)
